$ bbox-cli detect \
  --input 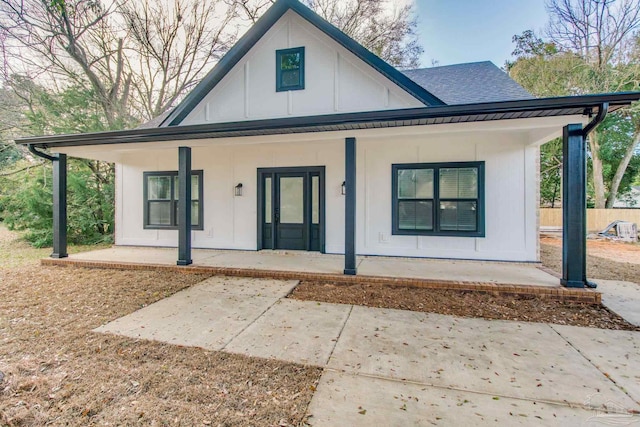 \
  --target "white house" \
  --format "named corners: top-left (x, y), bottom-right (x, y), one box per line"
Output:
top-left (18, 0), bottom-right (640, 288)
